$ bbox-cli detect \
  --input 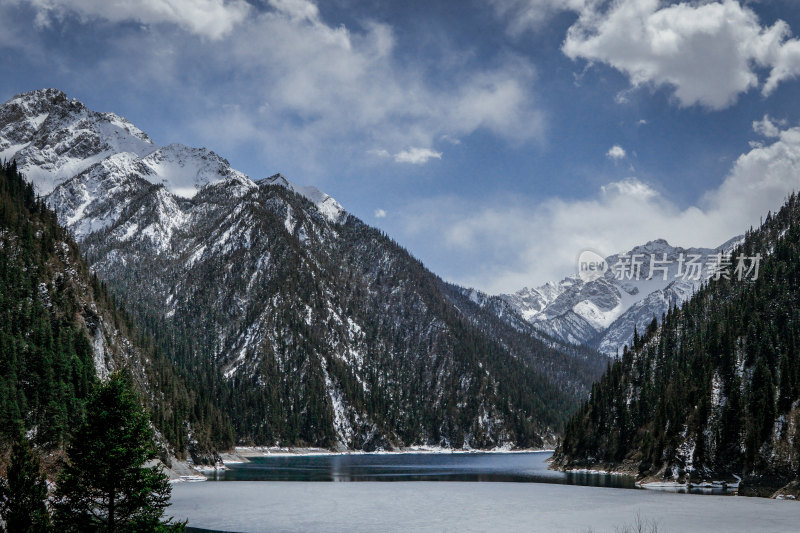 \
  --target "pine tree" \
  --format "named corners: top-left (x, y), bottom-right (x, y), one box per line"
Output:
top-left (0, 435), bottom-right (52, 533)
top-left (52, 374), bottom-right (184, 532)
top-left (555, 192), bottom-right (800, 484)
